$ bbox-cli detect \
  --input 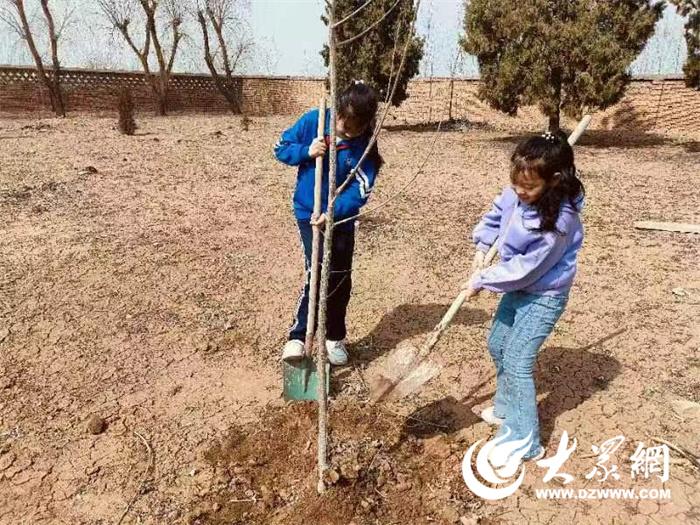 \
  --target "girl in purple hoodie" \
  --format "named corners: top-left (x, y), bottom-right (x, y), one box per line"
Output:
top-left (464, 130), bottom-right (585, 461)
